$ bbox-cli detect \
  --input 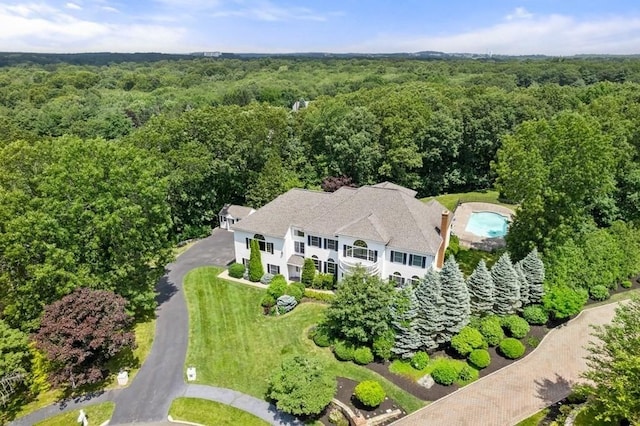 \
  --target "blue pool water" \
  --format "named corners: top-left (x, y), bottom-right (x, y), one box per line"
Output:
top-left (465, 212), bottom-right (509, 238)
